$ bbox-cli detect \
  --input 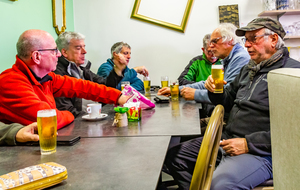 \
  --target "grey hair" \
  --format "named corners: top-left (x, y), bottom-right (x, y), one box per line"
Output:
top-left (17, 34), bottom-right (42, 59)
top-left (263, 28), bottom-right (285, 49)
top-left (216, 23), bottom-right (242, 45)
top-left (203, 34), bottom-right (211, 49)
top-left (111, 42), bottom-right (131, 58)
top-left (56, 31), bottom-right (85, 51)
